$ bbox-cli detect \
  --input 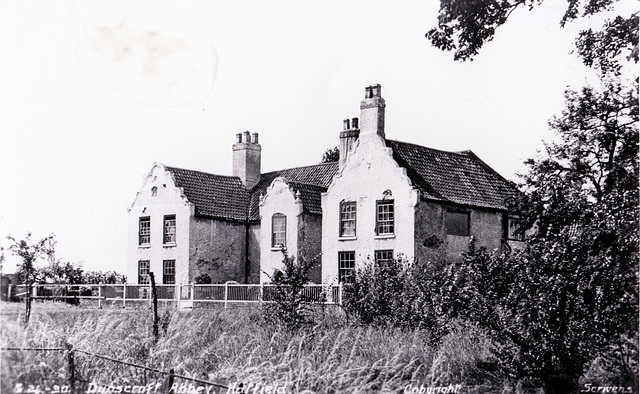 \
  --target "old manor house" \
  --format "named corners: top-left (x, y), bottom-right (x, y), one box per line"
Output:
top-left (127, 84), bottom-right (523, 286)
